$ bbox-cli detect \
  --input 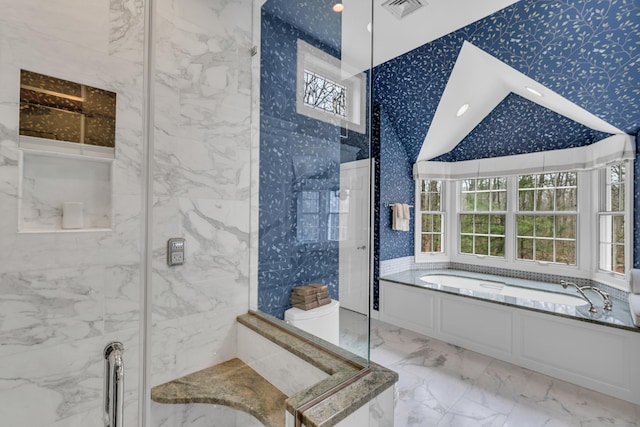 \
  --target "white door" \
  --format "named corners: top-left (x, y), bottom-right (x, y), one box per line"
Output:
top-left (339, 159), bottom-right (370, 314)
